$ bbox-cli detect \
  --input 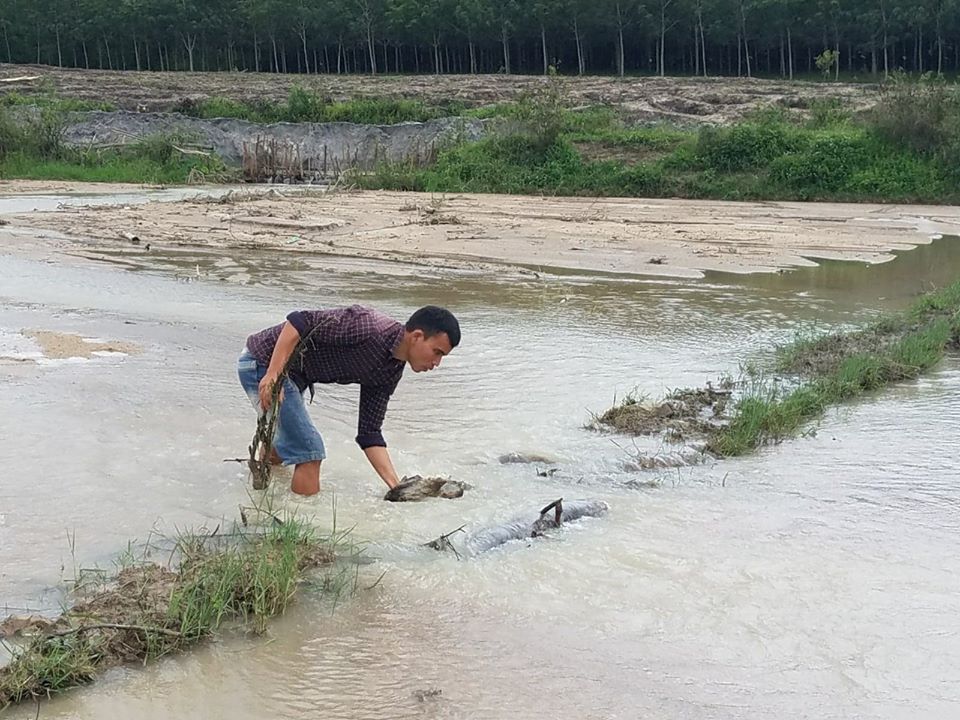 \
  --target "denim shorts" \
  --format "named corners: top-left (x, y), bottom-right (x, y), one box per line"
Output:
top-left (237, 349), bottom-right (326, 465)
